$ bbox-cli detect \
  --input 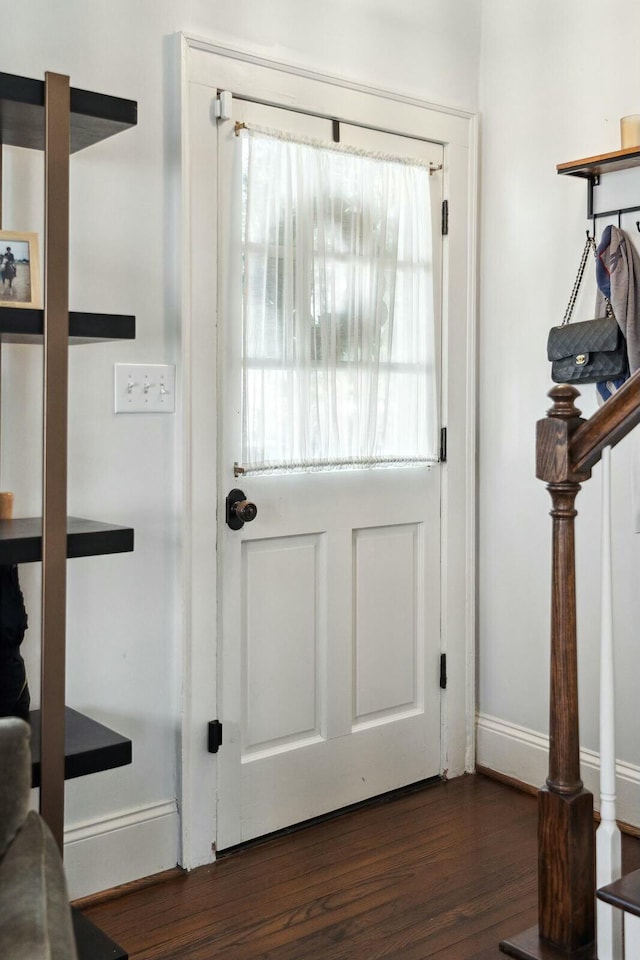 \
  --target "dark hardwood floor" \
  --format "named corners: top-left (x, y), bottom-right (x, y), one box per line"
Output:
top-left (79, 773), bottom-right (640, 959)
